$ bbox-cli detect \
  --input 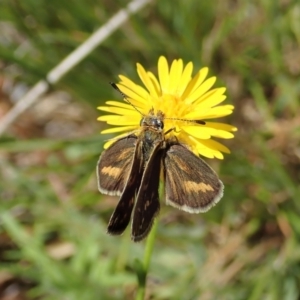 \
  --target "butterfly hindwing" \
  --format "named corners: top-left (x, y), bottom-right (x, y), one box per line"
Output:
top-left (106, 137), bottom-right (144, 235)
top-left (163, 142), bottom-right (224, 213)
